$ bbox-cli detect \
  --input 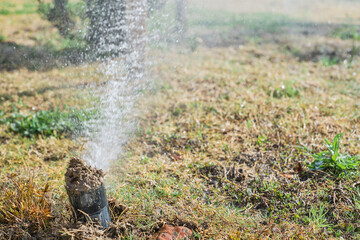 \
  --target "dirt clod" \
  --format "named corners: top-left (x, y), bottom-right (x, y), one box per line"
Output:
top-left (149, 225), bottom-right (193, 240)
top-left (65, 157), bottom-right (104, 191)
